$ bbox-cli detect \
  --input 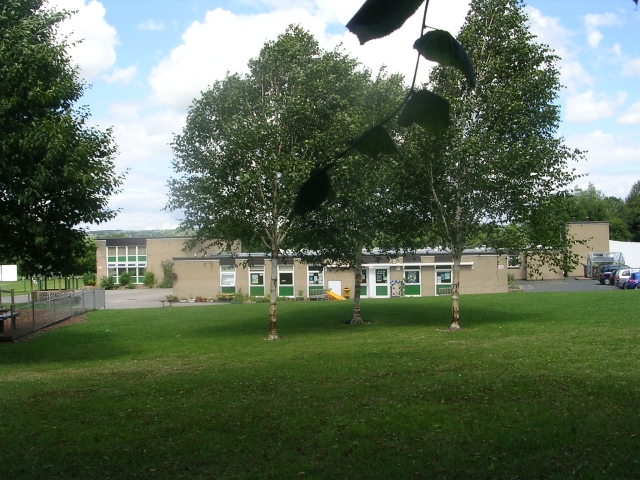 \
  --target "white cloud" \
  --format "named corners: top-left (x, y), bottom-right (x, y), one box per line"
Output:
top-left (565, 90), bottom-right (627, 123)
top-left (102, 1), bottom-right (473, 229)
top-left (148, 2), bottom-right (471, 109)
top-left (138, 19), bottom-right (165, 31)
top-left (567, 130), bottom-right (640, 199)
top-left (525, 7), bottom-right (574, 59)
top-left (622, 57), bottom-right (640, 77)
top-left (46, 0), bottom-right (118, 81)
top-left (525, 7), bottom-right (594, 92)
top-left (103, 66), bottom-right (138, 84)
top-left (583, 12), bottom-right (619, 48)
top-left (617, 102), bottom-right (640, 124)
